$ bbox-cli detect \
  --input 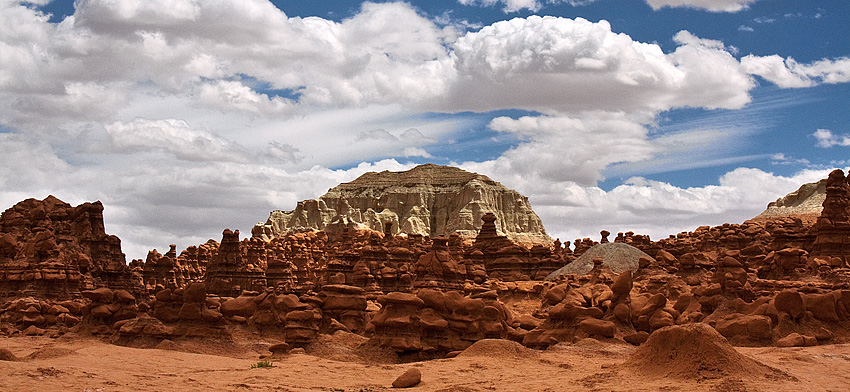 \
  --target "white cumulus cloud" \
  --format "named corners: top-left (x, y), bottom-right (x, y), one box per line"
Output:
top-left (440, 18), bottom-right (753, 114)
top-left (479, 114), bottom-right (657, 185)
top-left (741, 55), bottom-right (850, 88)
top-left (1, 0), bottom-right (847, 260)
top-left (813, 129), bottom-right (850, 148)
top-left (105, 118), bottom-right (250, 162)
